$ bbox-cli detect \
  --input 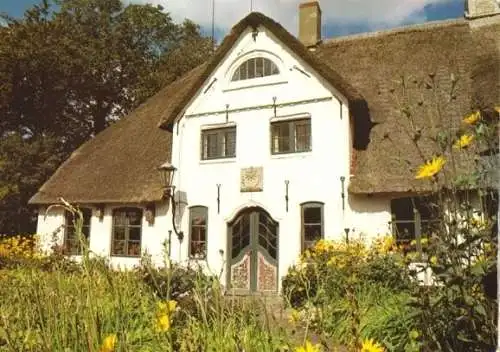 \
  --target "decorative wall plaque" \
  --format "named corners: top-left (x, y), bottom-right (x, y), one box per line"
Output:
top-left (240, 167), bottom-right (263, 192)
